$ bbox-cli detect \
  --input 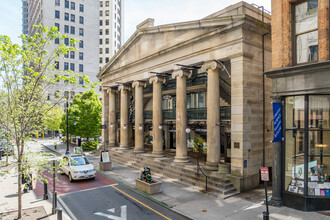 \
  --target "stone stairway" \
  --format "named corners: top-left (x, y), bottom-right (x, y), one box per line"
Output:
top-left (108, 148), bottom-right (238, 199)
